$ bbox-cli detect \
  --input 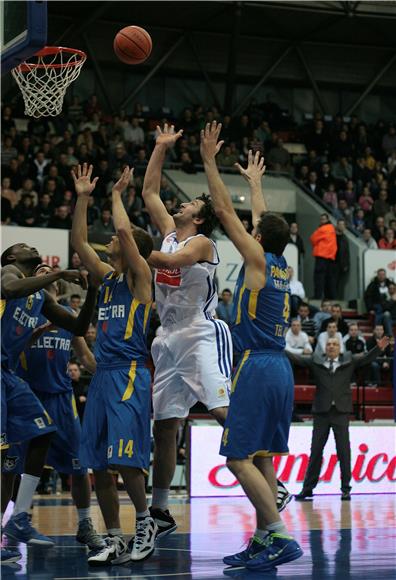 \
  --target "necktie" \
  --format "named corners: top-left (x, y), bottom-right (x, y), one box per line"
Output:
top-left (329, 359), bottom-right (334, 373)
